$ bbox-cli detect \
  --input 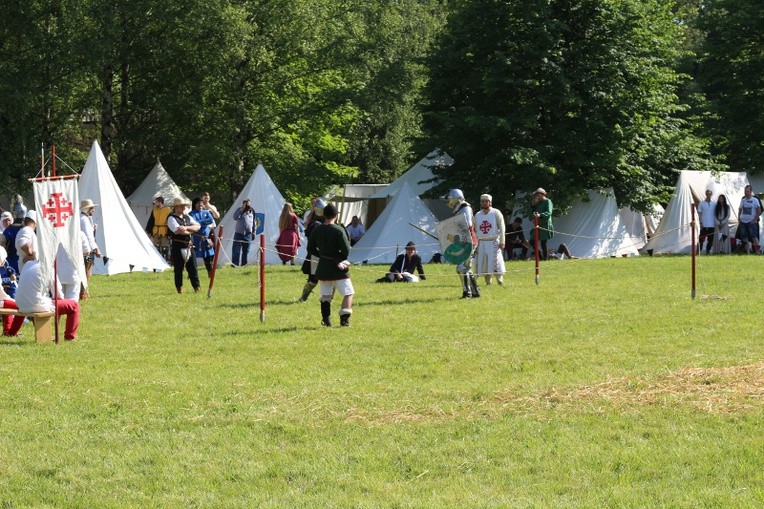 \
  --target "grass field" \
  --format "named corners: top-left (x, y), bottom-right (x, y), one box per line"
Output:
top-left (1, 255), bottom-right (762, 507)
